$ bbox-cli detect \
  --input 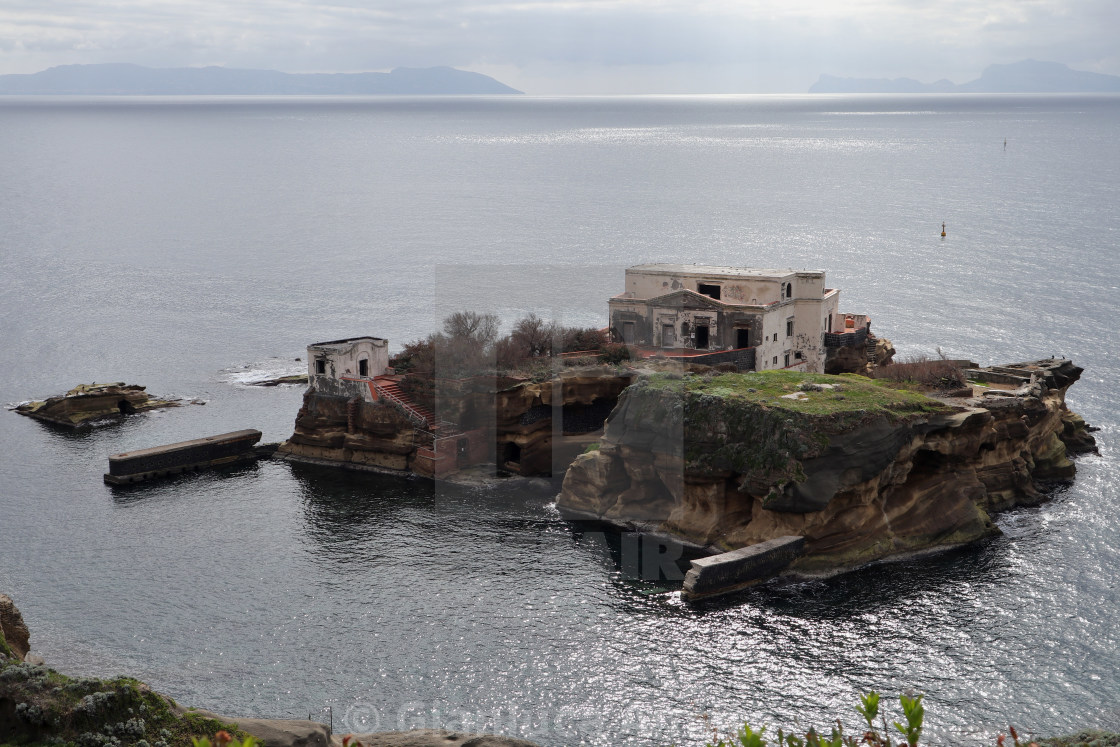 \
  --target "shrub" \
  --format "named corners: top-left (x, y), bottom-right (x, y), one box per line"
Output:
top-left (872, 356), bottom-right (965, 391)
